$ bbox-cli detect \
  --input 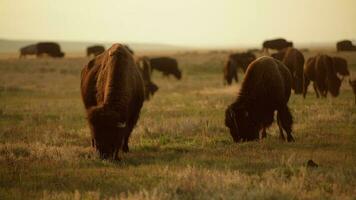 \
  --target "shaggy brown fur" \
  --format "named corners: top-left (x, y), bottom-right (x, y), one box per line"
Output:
top-left (263, 38), bottom-right (293, 51)
top-left (224, 52), bottom-right (256, 85)
top-left (19, 44), bottom-right (37, 58)
top-left (225, 56), bottom-right (294, 142)
top-left (87, 45), bottom-right (105, 57)
top-left (149, 57), bottom-right (182, 80)
top-left (81, 43), bottom-right (145, 160)
top-left (272, 48), bottom-right (305, 94)
top-left (332, 56), bottom-right (350, 76)
top-left (336, 40), bottom-right (356, 52)
top-left (349, 79), bottom-right (356, 104)
top-left (303, 55), bottom-right (342, 98)
top-left (136, 56), bottom-right (159, 100)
